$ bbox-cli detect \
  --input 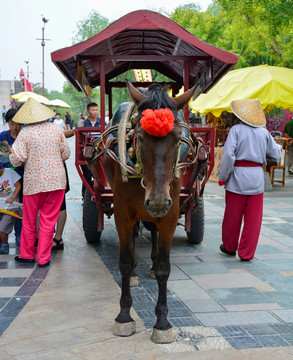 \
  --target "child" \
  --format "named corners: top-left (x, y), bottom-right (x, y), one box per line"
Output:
top-left (0, 167), bottom-right (21, 254)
